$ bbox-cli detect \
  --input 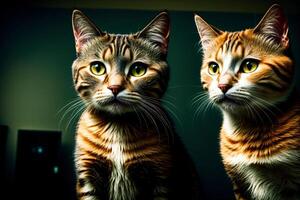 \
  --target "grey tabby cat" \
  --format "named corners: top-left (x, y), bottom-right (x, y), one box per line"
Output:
top-left (71, 10), bottom-right (200, 200)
